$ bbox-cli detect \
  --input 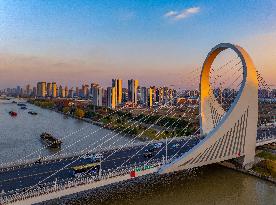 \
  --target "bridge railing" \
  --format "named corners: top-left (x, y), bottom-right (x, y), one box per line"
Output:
top-left (0, 159), bottom-right (165, 205)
